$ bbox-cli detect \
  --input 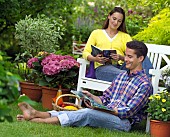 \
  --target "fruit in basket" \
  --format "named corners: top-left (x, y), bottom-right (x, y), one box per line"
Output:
top-left (64, 105), bottom-right (78, 110)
